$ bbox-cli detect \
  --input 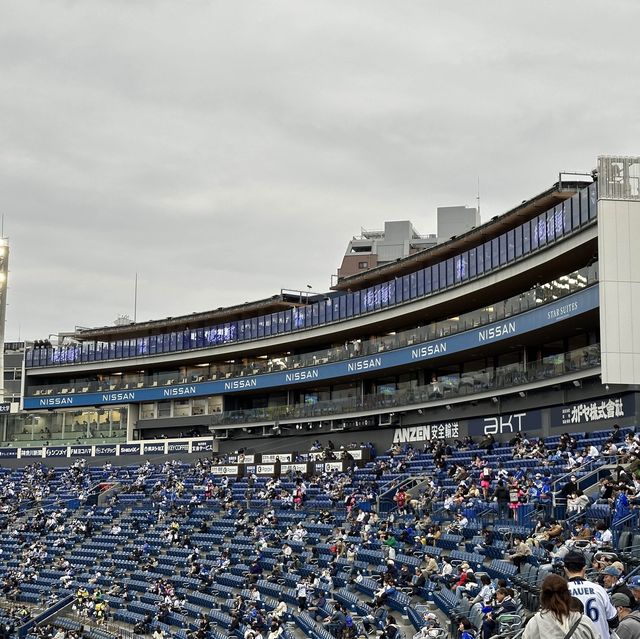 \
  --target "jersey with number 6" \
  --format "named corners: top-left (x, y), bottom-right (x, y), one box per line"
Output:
top-left (568, 578), bottom-right (617, 639)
